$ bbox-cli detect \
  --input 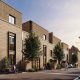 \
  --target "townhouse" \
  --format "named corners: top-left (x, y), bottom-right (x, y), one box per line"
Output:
top-left (22, 21), bottom-right (55, 69)
top-left (61, 42), bottom-right (69, 62)
top-left (0, 1), bottom-right (22, 66)
top-left (69, 46), bottom-right (80, 67)
top-left (22, 21), bottom-right (69, 69)
top-left (0, 1), bottom-right (69, 70)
